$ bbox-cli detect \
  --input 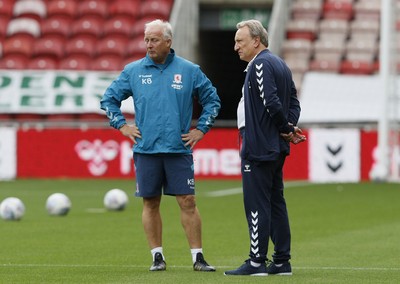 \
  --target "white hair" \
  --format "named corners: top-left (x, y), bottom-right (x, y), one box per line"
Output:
top-left (144, 19), bottom-right (173, 40)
